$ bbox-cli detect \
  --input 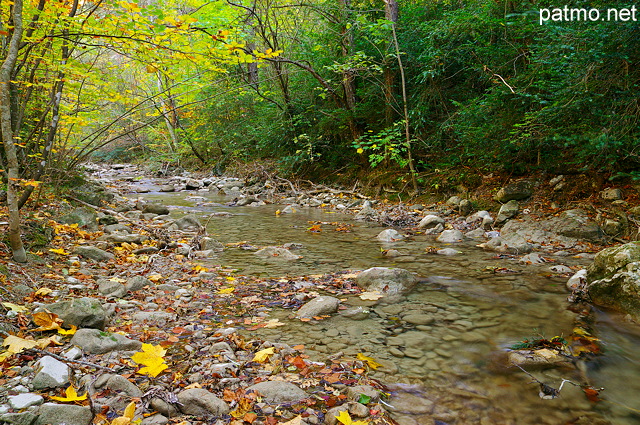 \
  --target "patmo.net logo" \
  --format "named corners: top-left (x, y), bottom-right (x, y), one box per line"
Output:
top-left (539, 5), bottom-right (638, 24)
